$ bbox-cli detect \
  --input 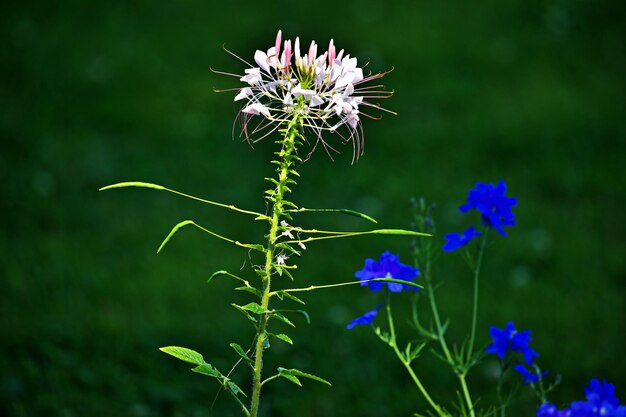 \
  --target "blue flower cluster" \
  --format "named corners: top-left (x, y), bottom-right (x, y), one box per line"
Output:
top-left (443, 180), bottom-right (517, 252)
top-left (485, 322), bottom-right (543, 384)
top-left (355, 251), bottom-right (420, 292)
top-left (538, 379), bottom-right (626, 417)
top-left (346, 251), bottom-right (419, 329)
